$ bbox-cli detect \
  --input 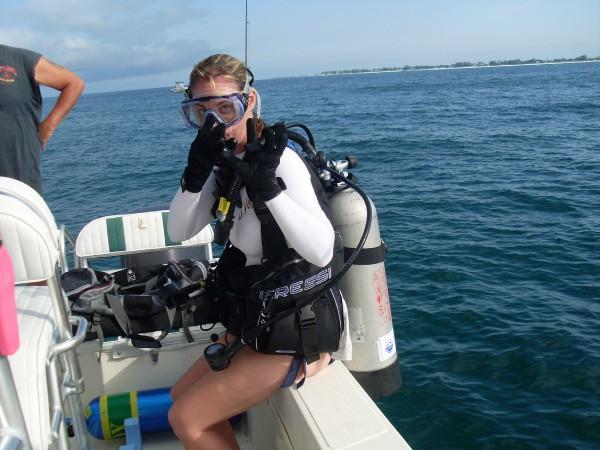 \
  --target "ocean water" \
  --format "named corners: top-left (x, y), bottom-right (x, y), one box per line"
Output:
top-left (41, 62), bottom-right (600, 449)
